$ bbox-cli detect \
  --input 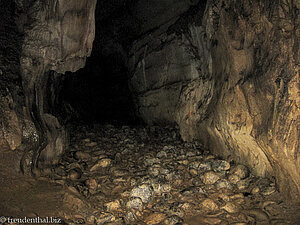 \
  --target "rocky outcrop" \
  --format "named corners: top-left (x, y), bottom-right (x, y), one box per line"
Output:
top-left (0, 0), bottom-right (96, 173)
top-left (129, 0), bottom-right (300, 201)
top-left (129, 26), bottom-right (213, 125)
top-left (129, 1), bottom-right (210, 125)
top-left (202, 0), bottom-right (300, 201)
